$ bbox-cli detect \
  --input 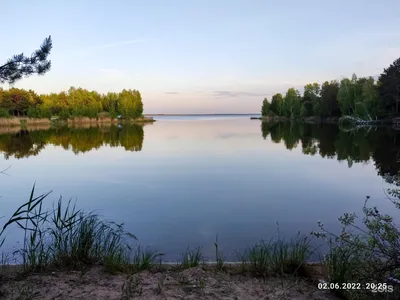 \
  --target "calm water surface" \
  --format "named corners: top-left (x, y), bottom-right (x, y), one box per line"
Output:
top-left (0, 115), bottom-right (398, 260)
